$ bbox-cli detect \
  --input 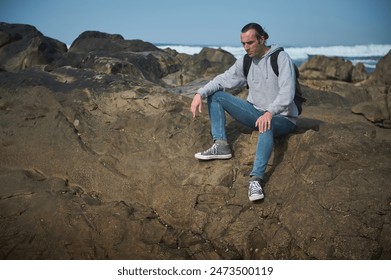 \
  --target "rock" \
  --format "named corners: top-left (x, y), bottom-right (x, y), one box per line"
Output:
top-left (351, 101), bottom-right (384, 122)
top-left (53, 31), bottom-right (181, 84)
top-left (0, 23), bottom-right (390, 260)
top-left (185, 47), bottom-right (236, 77)
top-left (299, 79), bottom-right (371, 107)
top-left (367, 86), bottom-right (390, 120)
top-left (350, 86), bottom-right (390, 126)
top-left (300, 53), bottom-right (391, 127)
top-left (161, 47), bottom-right (235, 87)
top-left (300, 55), bottom-right (353, 82)
top-left (351, 62), bottom-right (368, 83)
top-left (69, 31), bottom-right (159, 52)
top-left (88, 56), bottom-right (144, 76)
top-left (366, 50), bottom-right (391, 85)
top-left (0, 22), bottom-right (67, 72)
top-left (1, 64), bottom-right (390, 260)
